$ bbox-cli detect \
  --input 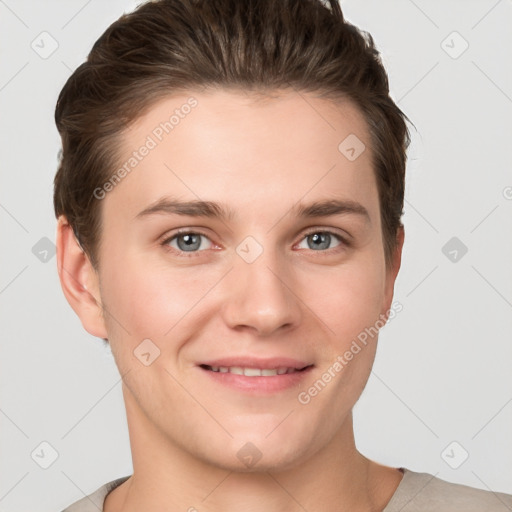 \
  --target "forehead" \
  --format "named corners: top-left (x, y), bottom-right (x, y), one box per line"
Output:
top-left (103, 88), bottom-right (378, 227)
